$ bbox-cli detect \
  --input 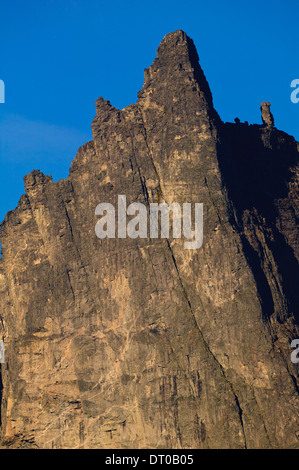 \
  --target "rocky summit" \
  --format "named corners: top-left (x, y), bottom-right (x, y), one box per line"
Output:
top-left (0, 30), bottom-right (298, 449)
